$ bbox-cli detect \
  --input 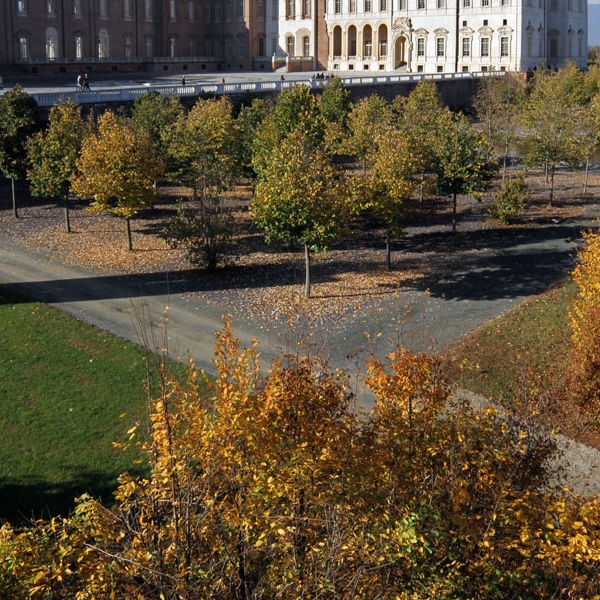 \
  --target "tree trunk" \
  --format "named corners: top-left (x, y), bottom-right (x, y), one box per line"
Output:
top-left (583, 157), bottom-right (590, 195)
top-left (452, 193), bottom-right (457, 233)
top-left (549, 164), bottom-right (555, 207)
top-left (12, 178), bottom-right (18, 219)
top-left (64, 189), bottom-right (71, 233)
top-left (126, 217), bottom-right (133, 251)
top-left (386, 227), bottom-right (391, 270)
top-left (304, 244), bottom-right (311, 299)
